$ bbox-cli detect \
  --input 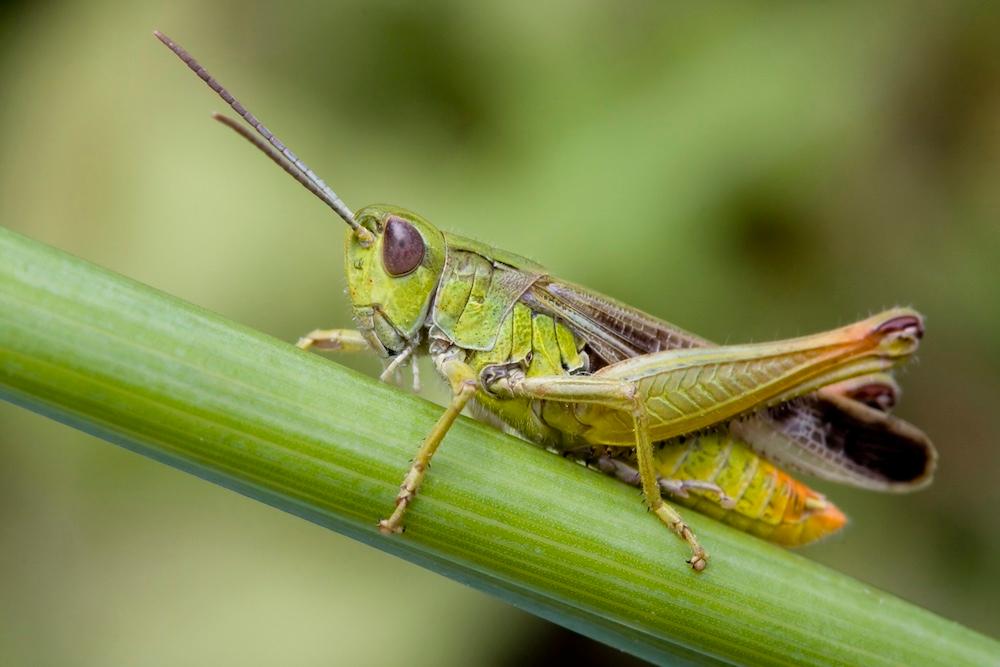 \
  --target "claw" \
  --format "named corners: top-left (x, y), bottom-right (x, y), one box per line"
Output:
top-left (377, 519), bottom-right (403, 535)
top-left (688, 554), bottom-right (708, 572)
